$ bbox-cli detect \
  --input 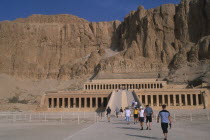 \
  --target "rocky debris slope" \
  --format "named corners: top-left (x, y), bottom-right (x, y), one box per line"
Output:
top-left (0, 0), bottom-right (209, 83)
